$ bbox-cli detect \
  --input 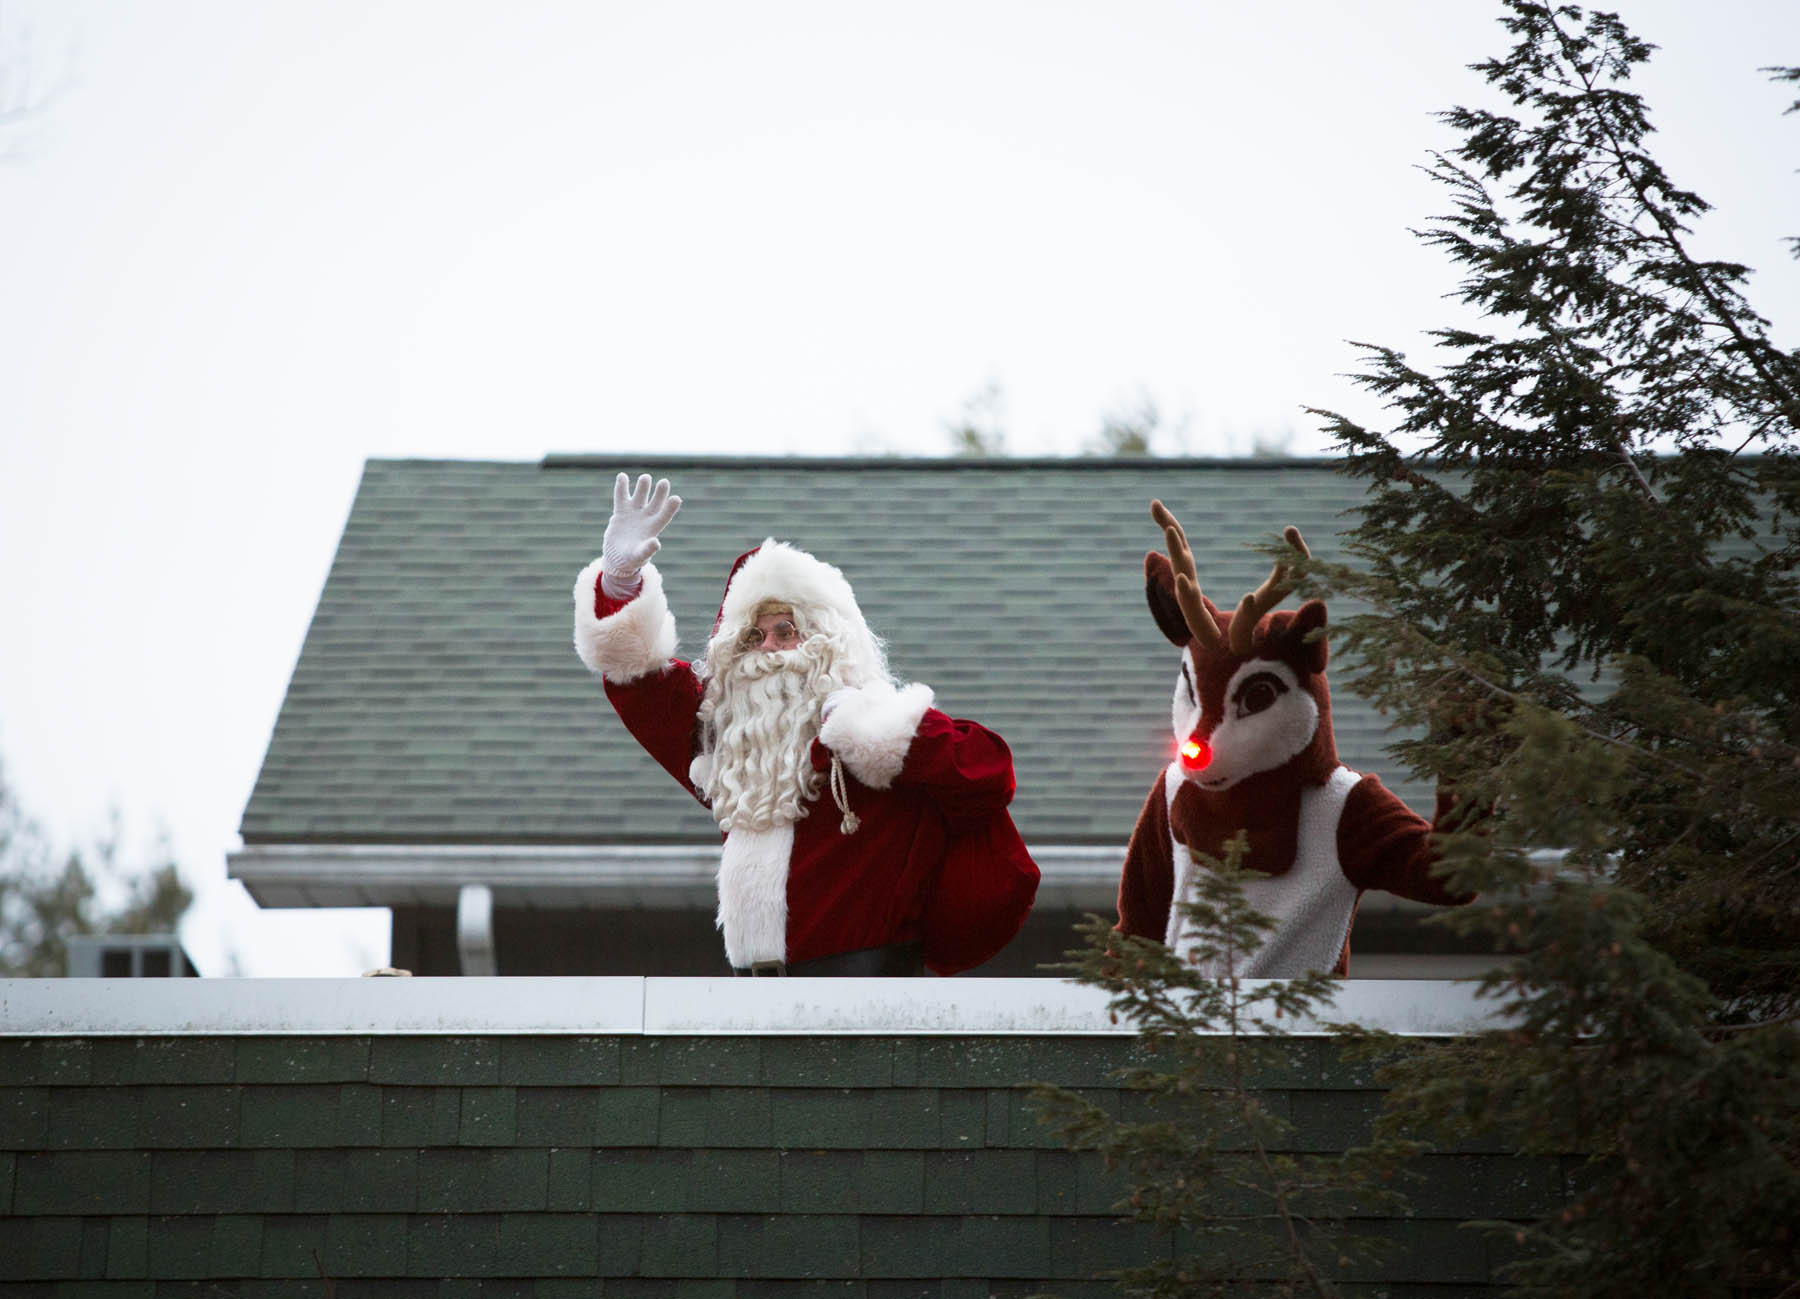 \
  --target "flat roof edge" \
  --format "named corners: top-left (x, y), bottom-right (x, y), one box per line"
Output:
top-left (0, 976), bottom-right (1501, 1037)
